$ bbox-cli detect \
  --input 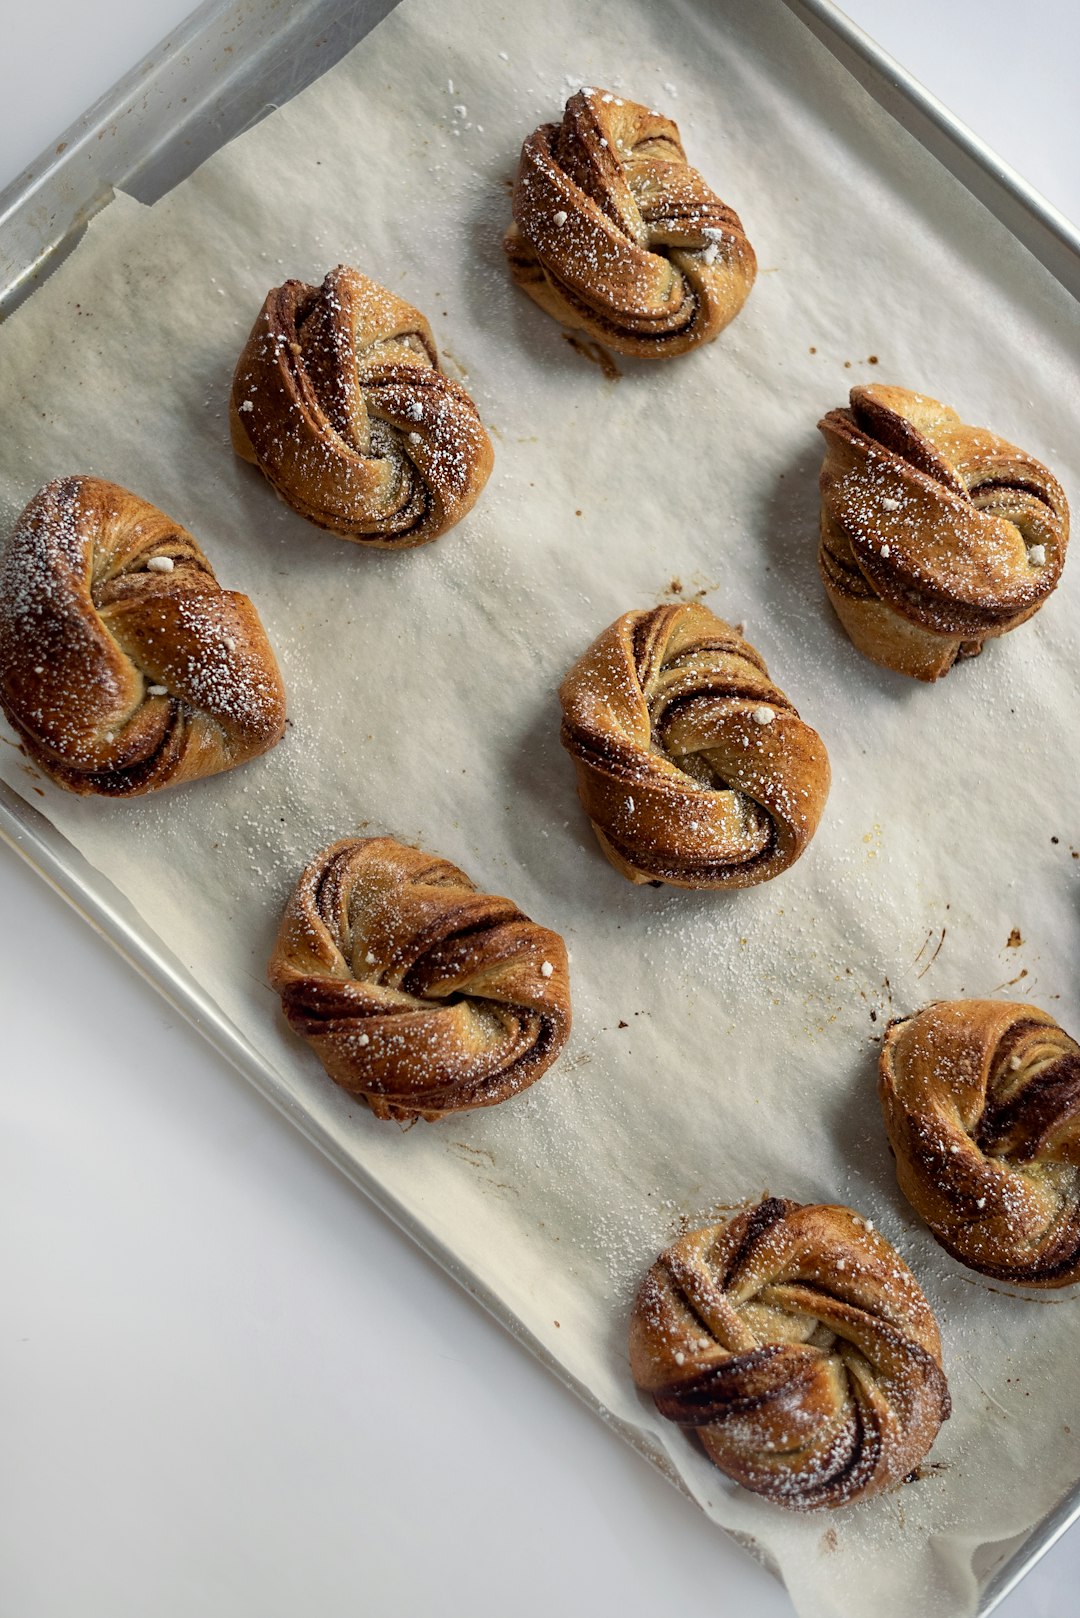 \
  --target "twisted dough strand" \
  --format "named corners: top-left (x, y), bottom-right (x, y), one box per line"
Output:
top-left (505, 89), bottom-right (755, 358)
top-left (880, 1000), bottom-right (1080, 1286)
top-left (0, 476), bottom-right (285, 795)
top-left (231, 266), bottom-right (493, 547)
top-left (269, 836), bottom-right (572, 1121)
top-left (558, 603), bottom-right (830, 888)
top-left (819, 385), bottom-right (1069, 680)
top-left (630, 1199), bottom-right (950, 1510)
